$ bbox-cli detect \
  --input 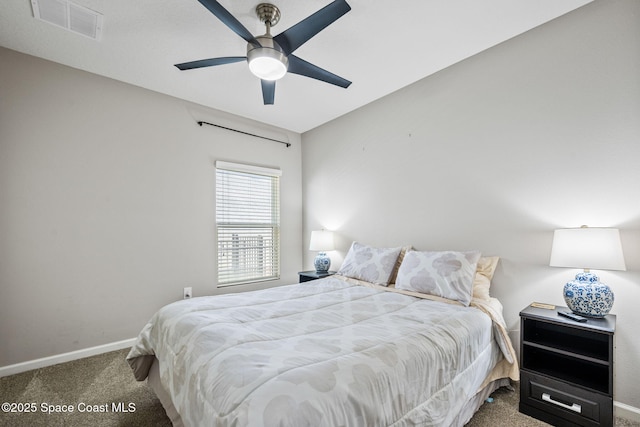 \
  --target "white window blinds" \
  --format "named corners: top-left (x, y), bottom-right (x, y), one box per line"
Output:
top-left (215, 161), bottom-right (281, 286)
